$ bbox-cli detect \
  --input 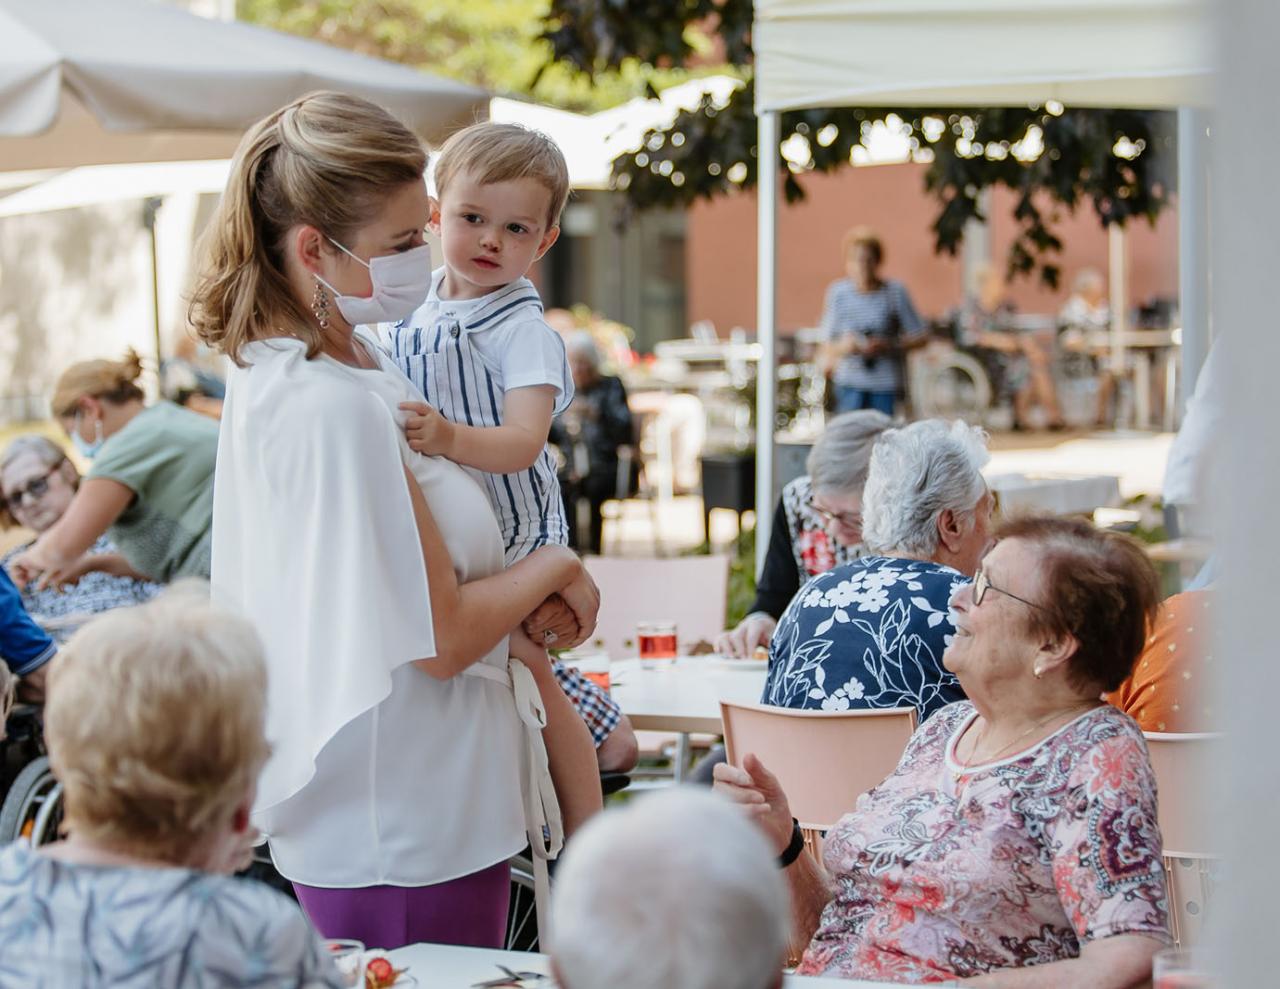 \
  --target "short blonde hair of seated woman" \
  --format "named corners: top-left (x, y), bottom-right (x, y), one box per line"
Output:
top-left (44, 583), bottom-right (270, 863)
